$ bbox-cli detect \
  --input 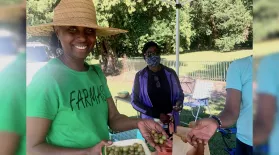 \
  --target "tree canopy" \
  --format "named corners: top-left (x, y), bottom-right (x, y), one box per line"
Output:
top-left (27, 0), bottom-right (253, 57)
